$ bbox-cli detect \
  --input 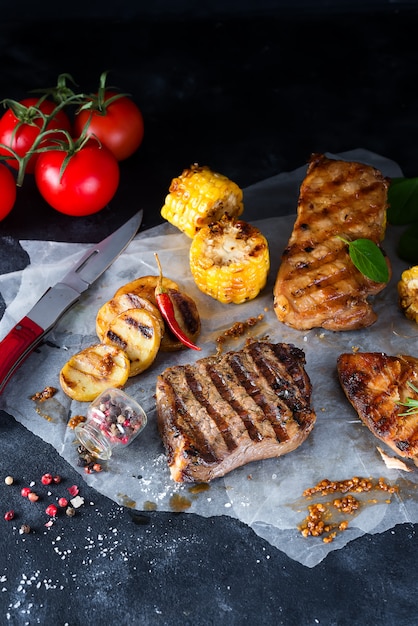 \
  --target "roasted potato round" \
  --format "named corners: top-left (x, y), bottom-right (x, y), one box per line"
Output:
top-left (59, 344), bottom-right (130, 402)
top-left (96, 292), bottom-right (164, 342)
top-left (113, 275), bottom-right (179, 307)
top-left (103, 308), bottom-right (162, 376)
